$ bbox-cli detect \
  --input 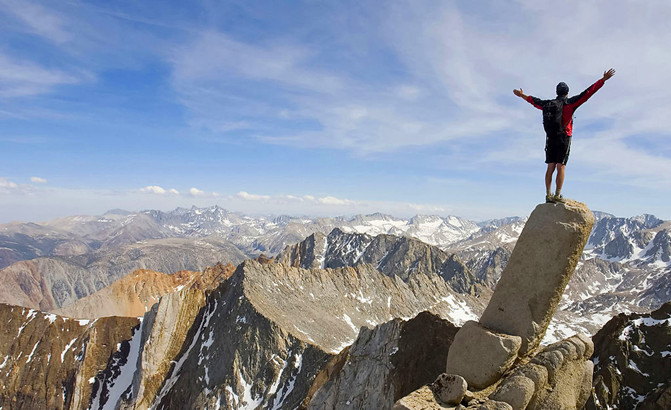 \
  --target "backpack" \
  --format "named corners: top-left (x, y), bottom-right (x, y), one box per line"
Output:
top-left (542, 98), bottom-right (565, 137)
